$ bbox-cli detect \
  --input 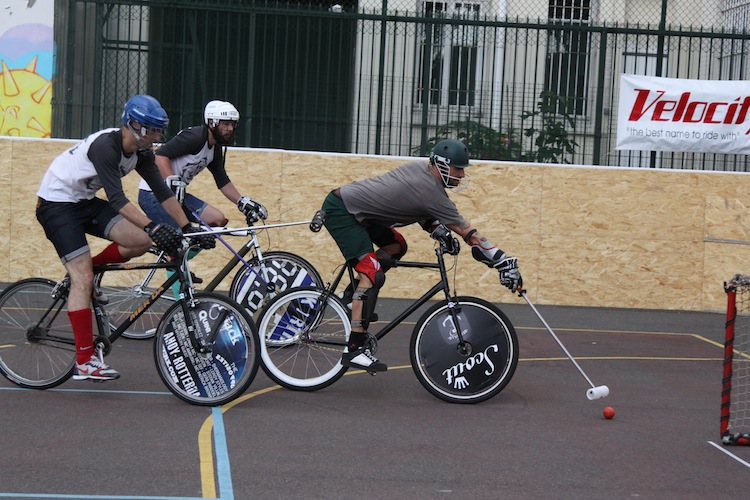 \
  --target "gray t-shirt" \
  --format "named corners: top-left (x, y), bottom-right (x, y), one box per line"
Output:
top-left (340, 161), bottom-right (466, 228)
